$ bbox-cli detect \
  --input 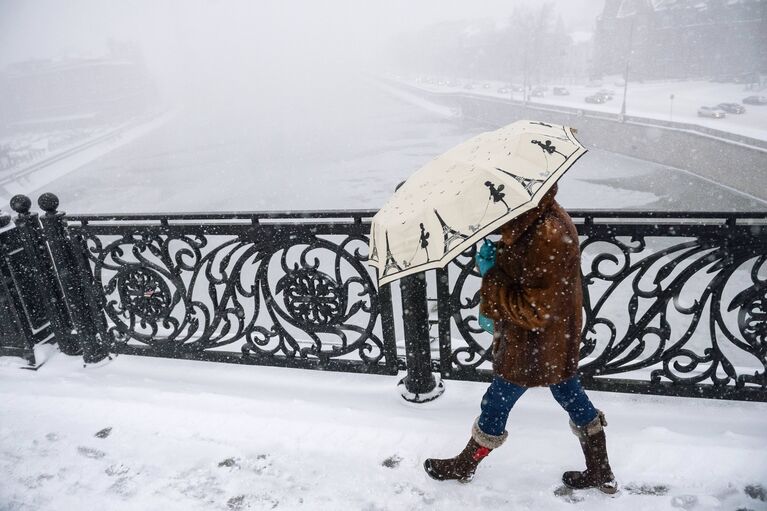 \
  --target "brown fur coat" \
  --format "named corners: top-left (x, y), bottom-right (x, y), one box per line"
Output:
top-left (479, 185), bottom-right (583, 386)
